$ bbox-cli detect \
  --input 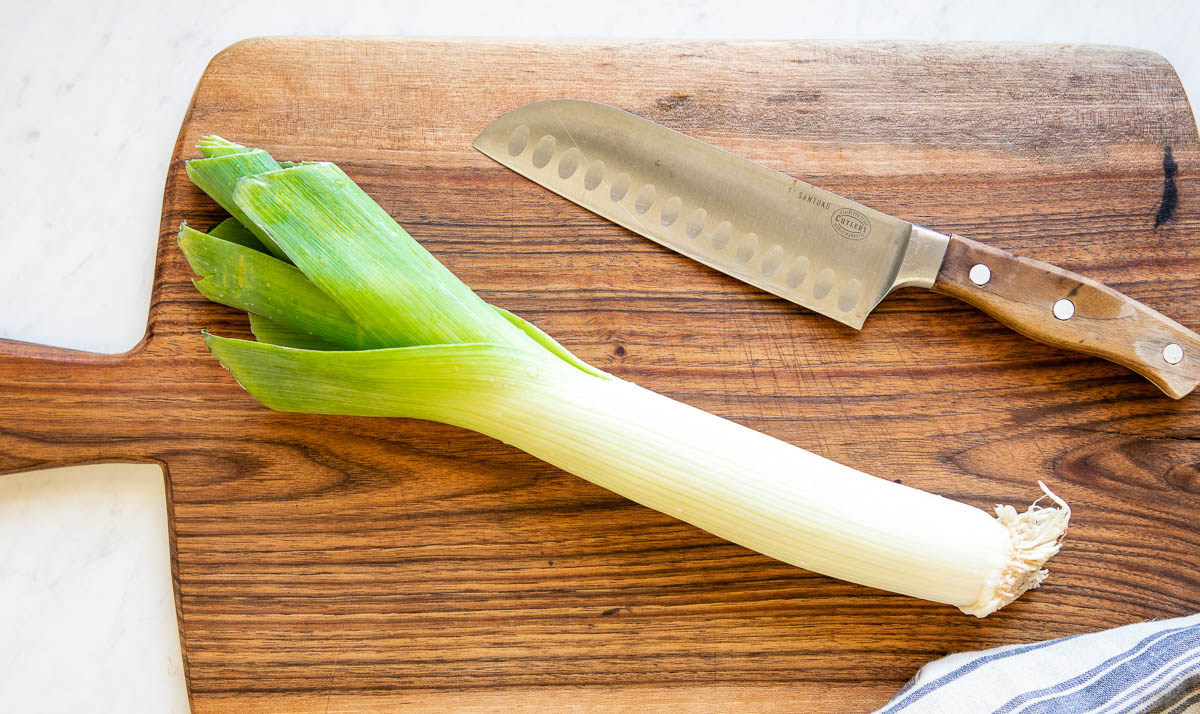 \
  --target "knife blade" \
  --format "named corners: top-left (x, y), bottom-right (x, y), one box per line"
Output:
top-left (473, 99), bottom-right (1200, 399)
